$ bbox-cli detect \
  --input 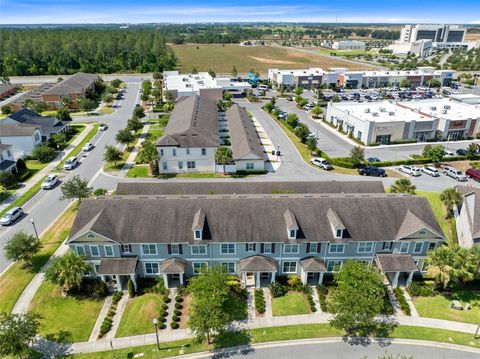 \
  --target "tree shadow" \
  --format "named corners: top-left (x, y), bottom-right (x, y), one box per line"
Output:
top-left (34, 332), bottom-right (72, 357)
top-left (342, 318), bottom-right (397, 348)
top-left (212, 329), bottom-right (253, 358)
